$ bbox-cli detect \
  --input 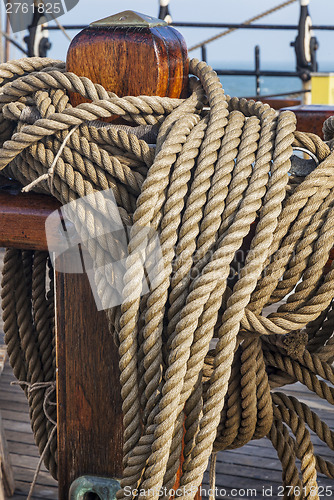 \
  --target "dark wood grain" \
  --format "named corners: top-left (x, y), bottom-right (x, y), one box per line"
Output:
top-left (56, 252), bottom-right (123, 499)
top-left (0, 180), bottom-right (60, 251)
top-left (66, 25), bottom-right (189, 110)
